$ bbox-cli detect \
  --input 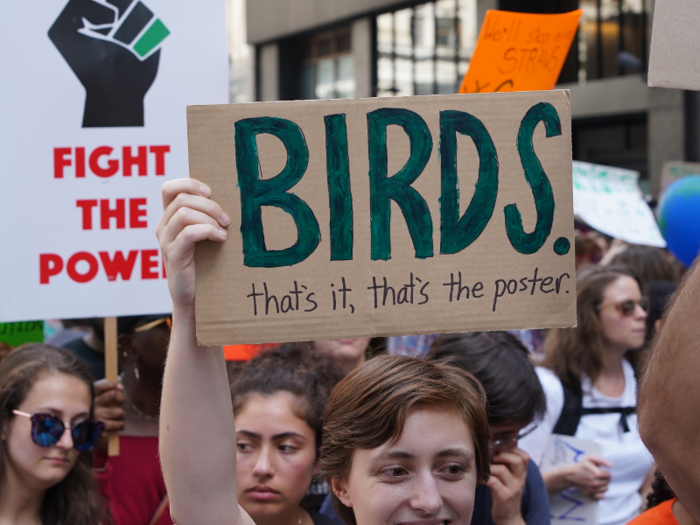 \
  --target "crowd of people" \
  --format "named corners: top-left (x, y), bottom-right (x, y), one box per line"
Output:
top-left (0, 177), bottom-right (697, 525)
